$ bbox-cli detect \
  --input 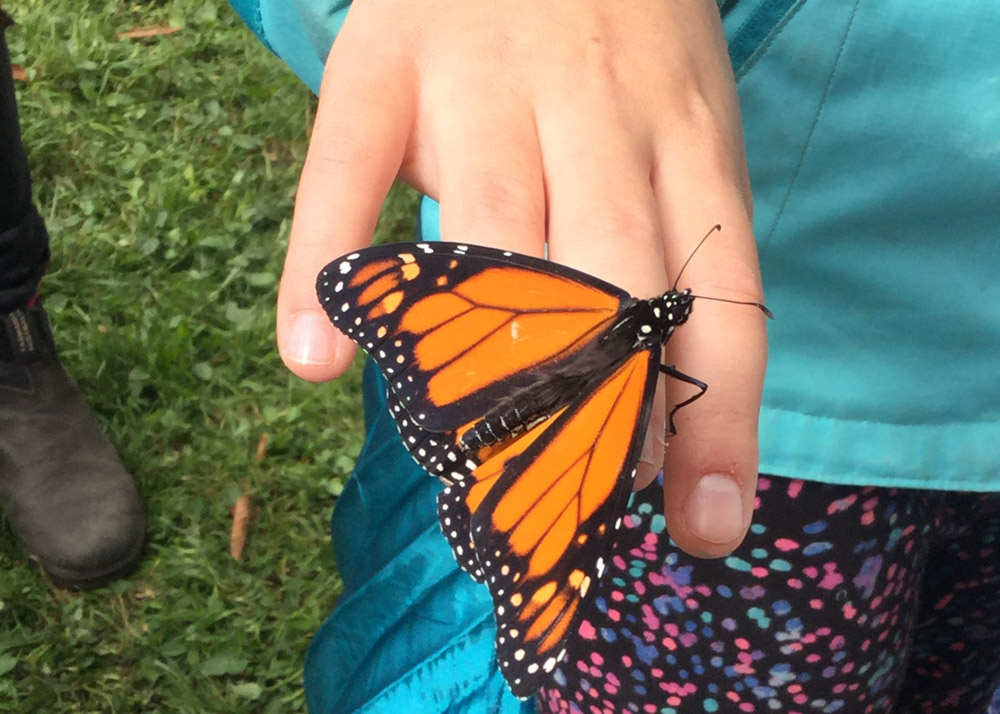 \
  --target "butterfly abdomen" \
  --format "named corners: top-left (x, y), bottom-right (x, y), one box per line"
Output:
top-left (459, 316), bottom-right (649, 452)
